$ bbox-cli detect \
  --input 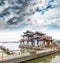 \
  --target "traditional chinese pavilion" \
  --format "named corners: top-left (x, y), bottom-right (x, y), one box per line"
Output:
top-left (19, 30), bottom-right (54, 49)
